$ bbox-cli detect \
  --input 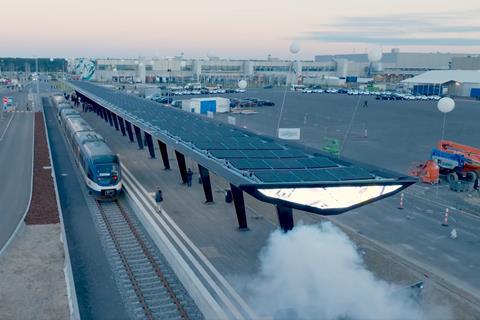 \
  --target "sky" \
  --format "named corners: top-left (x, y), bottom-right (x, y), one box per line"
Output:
top-left (2, 0), bottom-right (480, 60)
